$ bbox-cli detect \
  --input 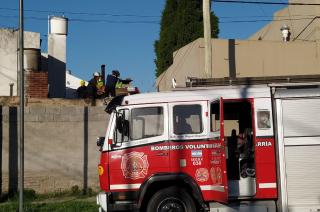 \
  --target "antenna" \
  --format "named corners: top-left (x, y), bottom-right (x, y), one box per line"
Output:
top-left (172, 78), bottom-right (177, 88)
